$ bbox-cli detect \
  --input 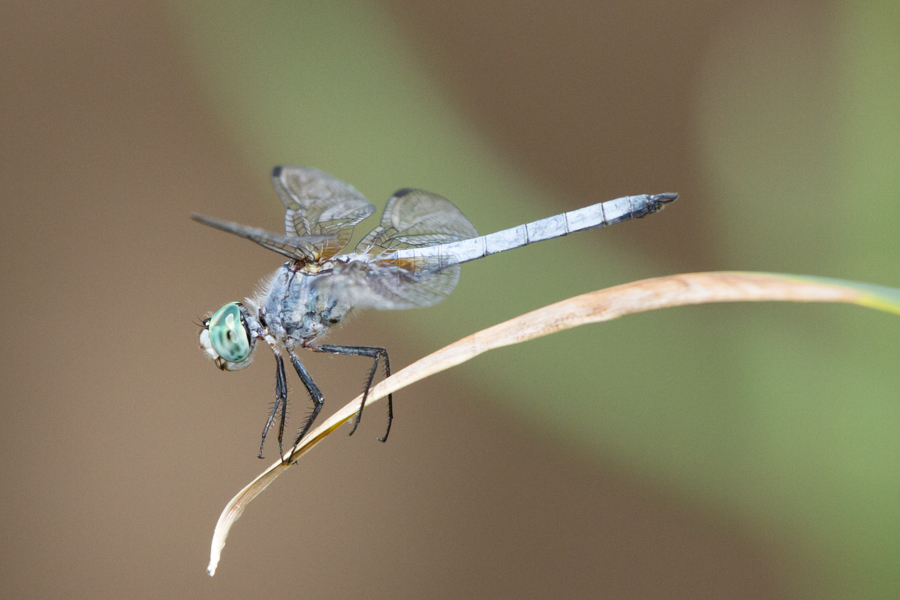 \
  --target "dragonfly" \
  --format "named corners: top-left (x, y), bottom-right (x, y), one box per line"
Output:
top-left (193, 165), bottom-right (676, 461)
